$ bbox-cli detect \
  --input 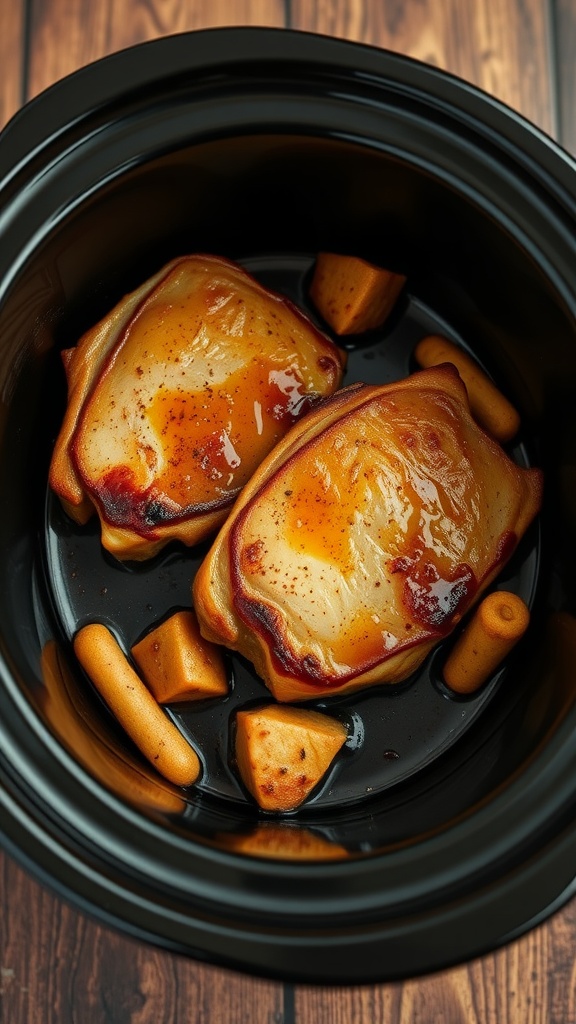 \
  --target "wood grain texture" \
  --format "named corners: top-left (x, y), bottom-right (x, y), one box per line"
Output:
top-left (289, 0), bottom-right (556, 135)
top-left (293, 906), bottom-right (576, 1023)
top-left (0, 850), bottom-right (284, 1024)
top-left (555, 0), bottom-right (576, 153)
top-left (0, 3), bottom-right (24, 130)
top-left (27, 0), bottom-right (286, 99)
